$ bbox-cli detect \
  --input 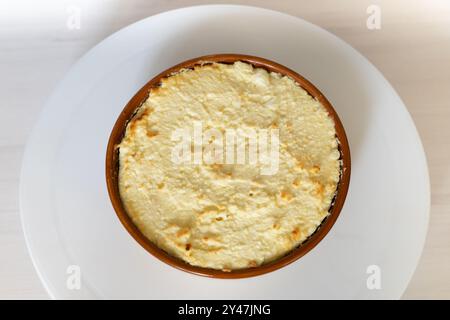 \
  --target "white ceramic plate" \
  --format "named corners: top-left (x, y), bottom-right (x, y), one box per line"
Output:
top-left (20, 5), bottom-right (430, 299)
